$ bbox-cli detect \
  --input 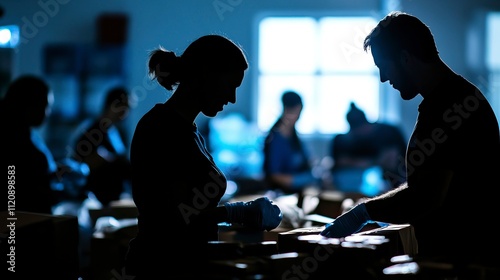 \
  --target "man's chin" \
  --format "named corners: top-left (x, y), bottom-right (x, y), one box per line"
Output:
top-left (400, 90), bottom-right (418, 101)
top-left (203, 110), bottom-right (219, 118)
